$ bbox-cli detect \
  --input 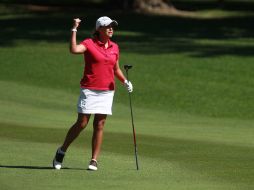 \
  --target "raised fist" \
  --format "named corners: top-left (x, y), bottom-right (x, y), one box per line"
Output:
top-left (73, 18), bottom-right (81, 29)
